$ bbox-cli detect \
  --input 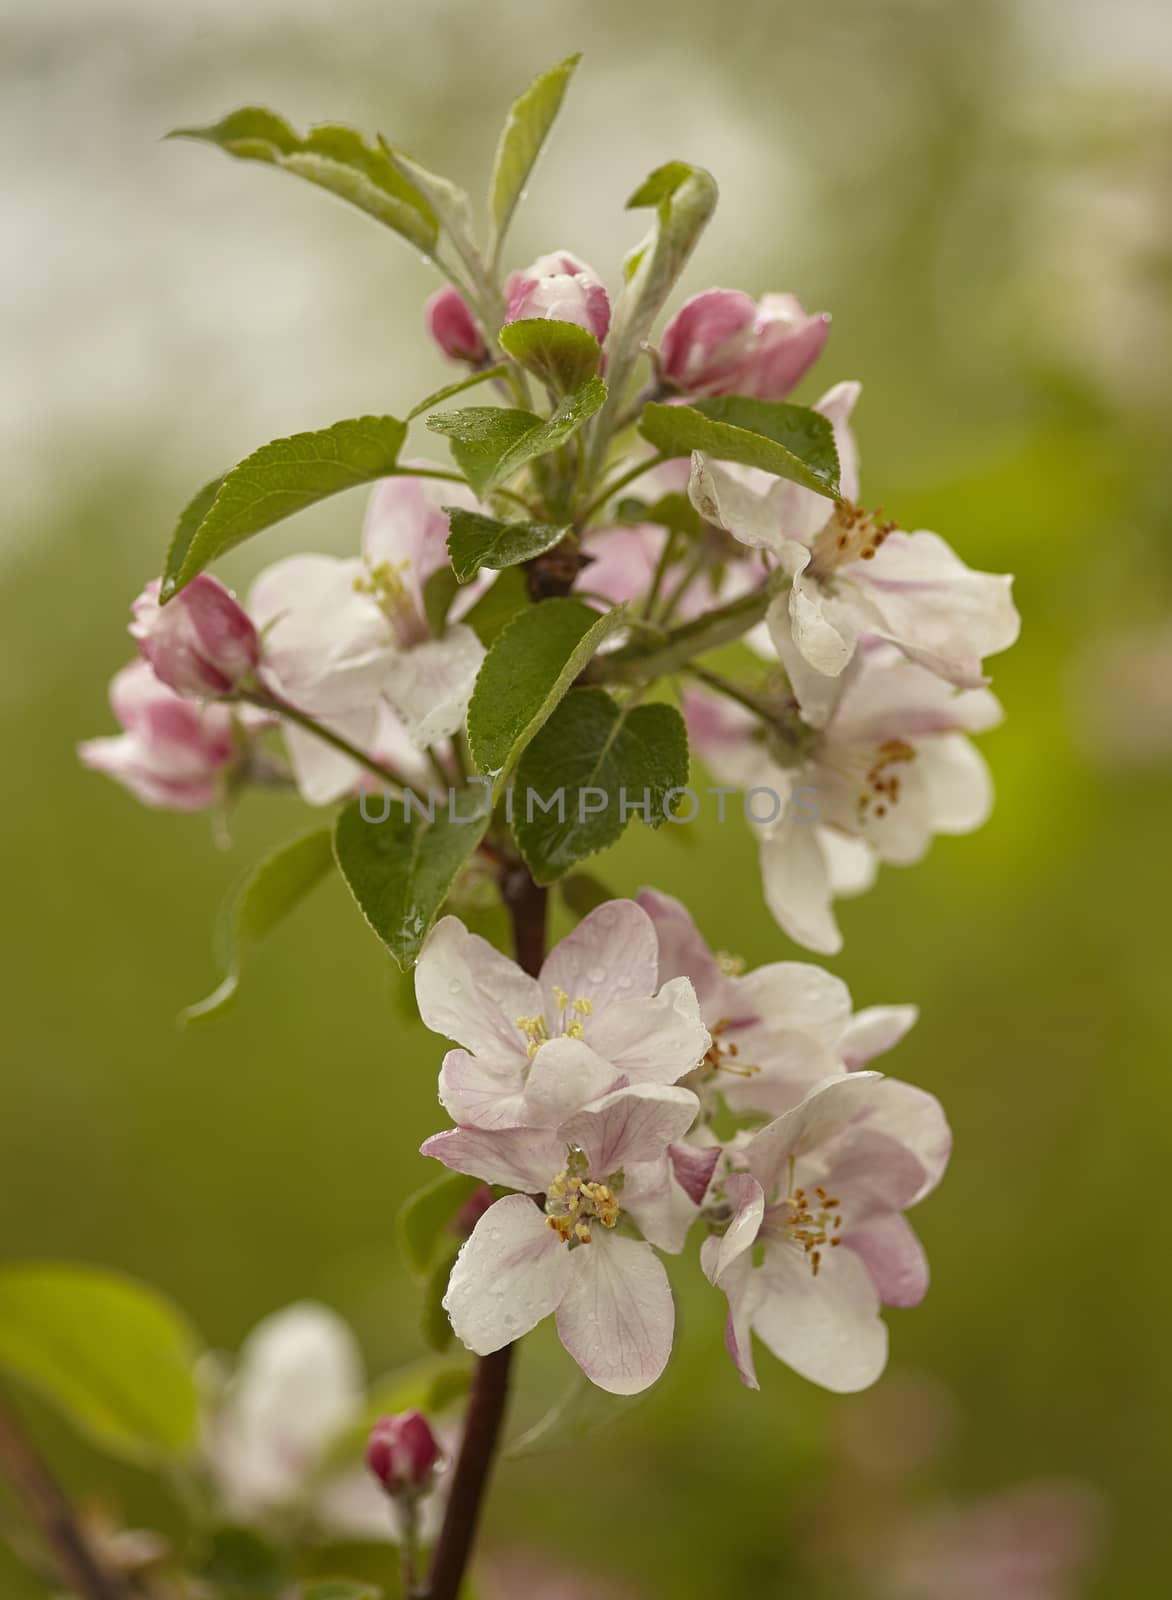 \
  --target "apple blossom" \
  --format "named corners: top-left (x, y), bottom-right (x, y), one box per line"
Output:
top-left (249, 470), bottom-right (483, 802)
top-left (423, 1078), bottom-right (700, 1393)
top-left (506, 251), bottom-right (611, 342)
top-left (425, 285), bottom-right (488, 364)
top-left (130, 574), bottom-right (260, 698)
top-left (415, 899), bottom-right (710, 1130)
top-left (691, 381), bottom-right (1020, 688)
top-left (685, 642), bottom-right (1002, 954)
top-left (660, 288), bottom-right (829, 400)
top-left (702, 1071), bottom-right (950, 1392)
top-left (638, 887), bottom-right (917, 1116)
top-left (79, 659), bottom-right (245, 811)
